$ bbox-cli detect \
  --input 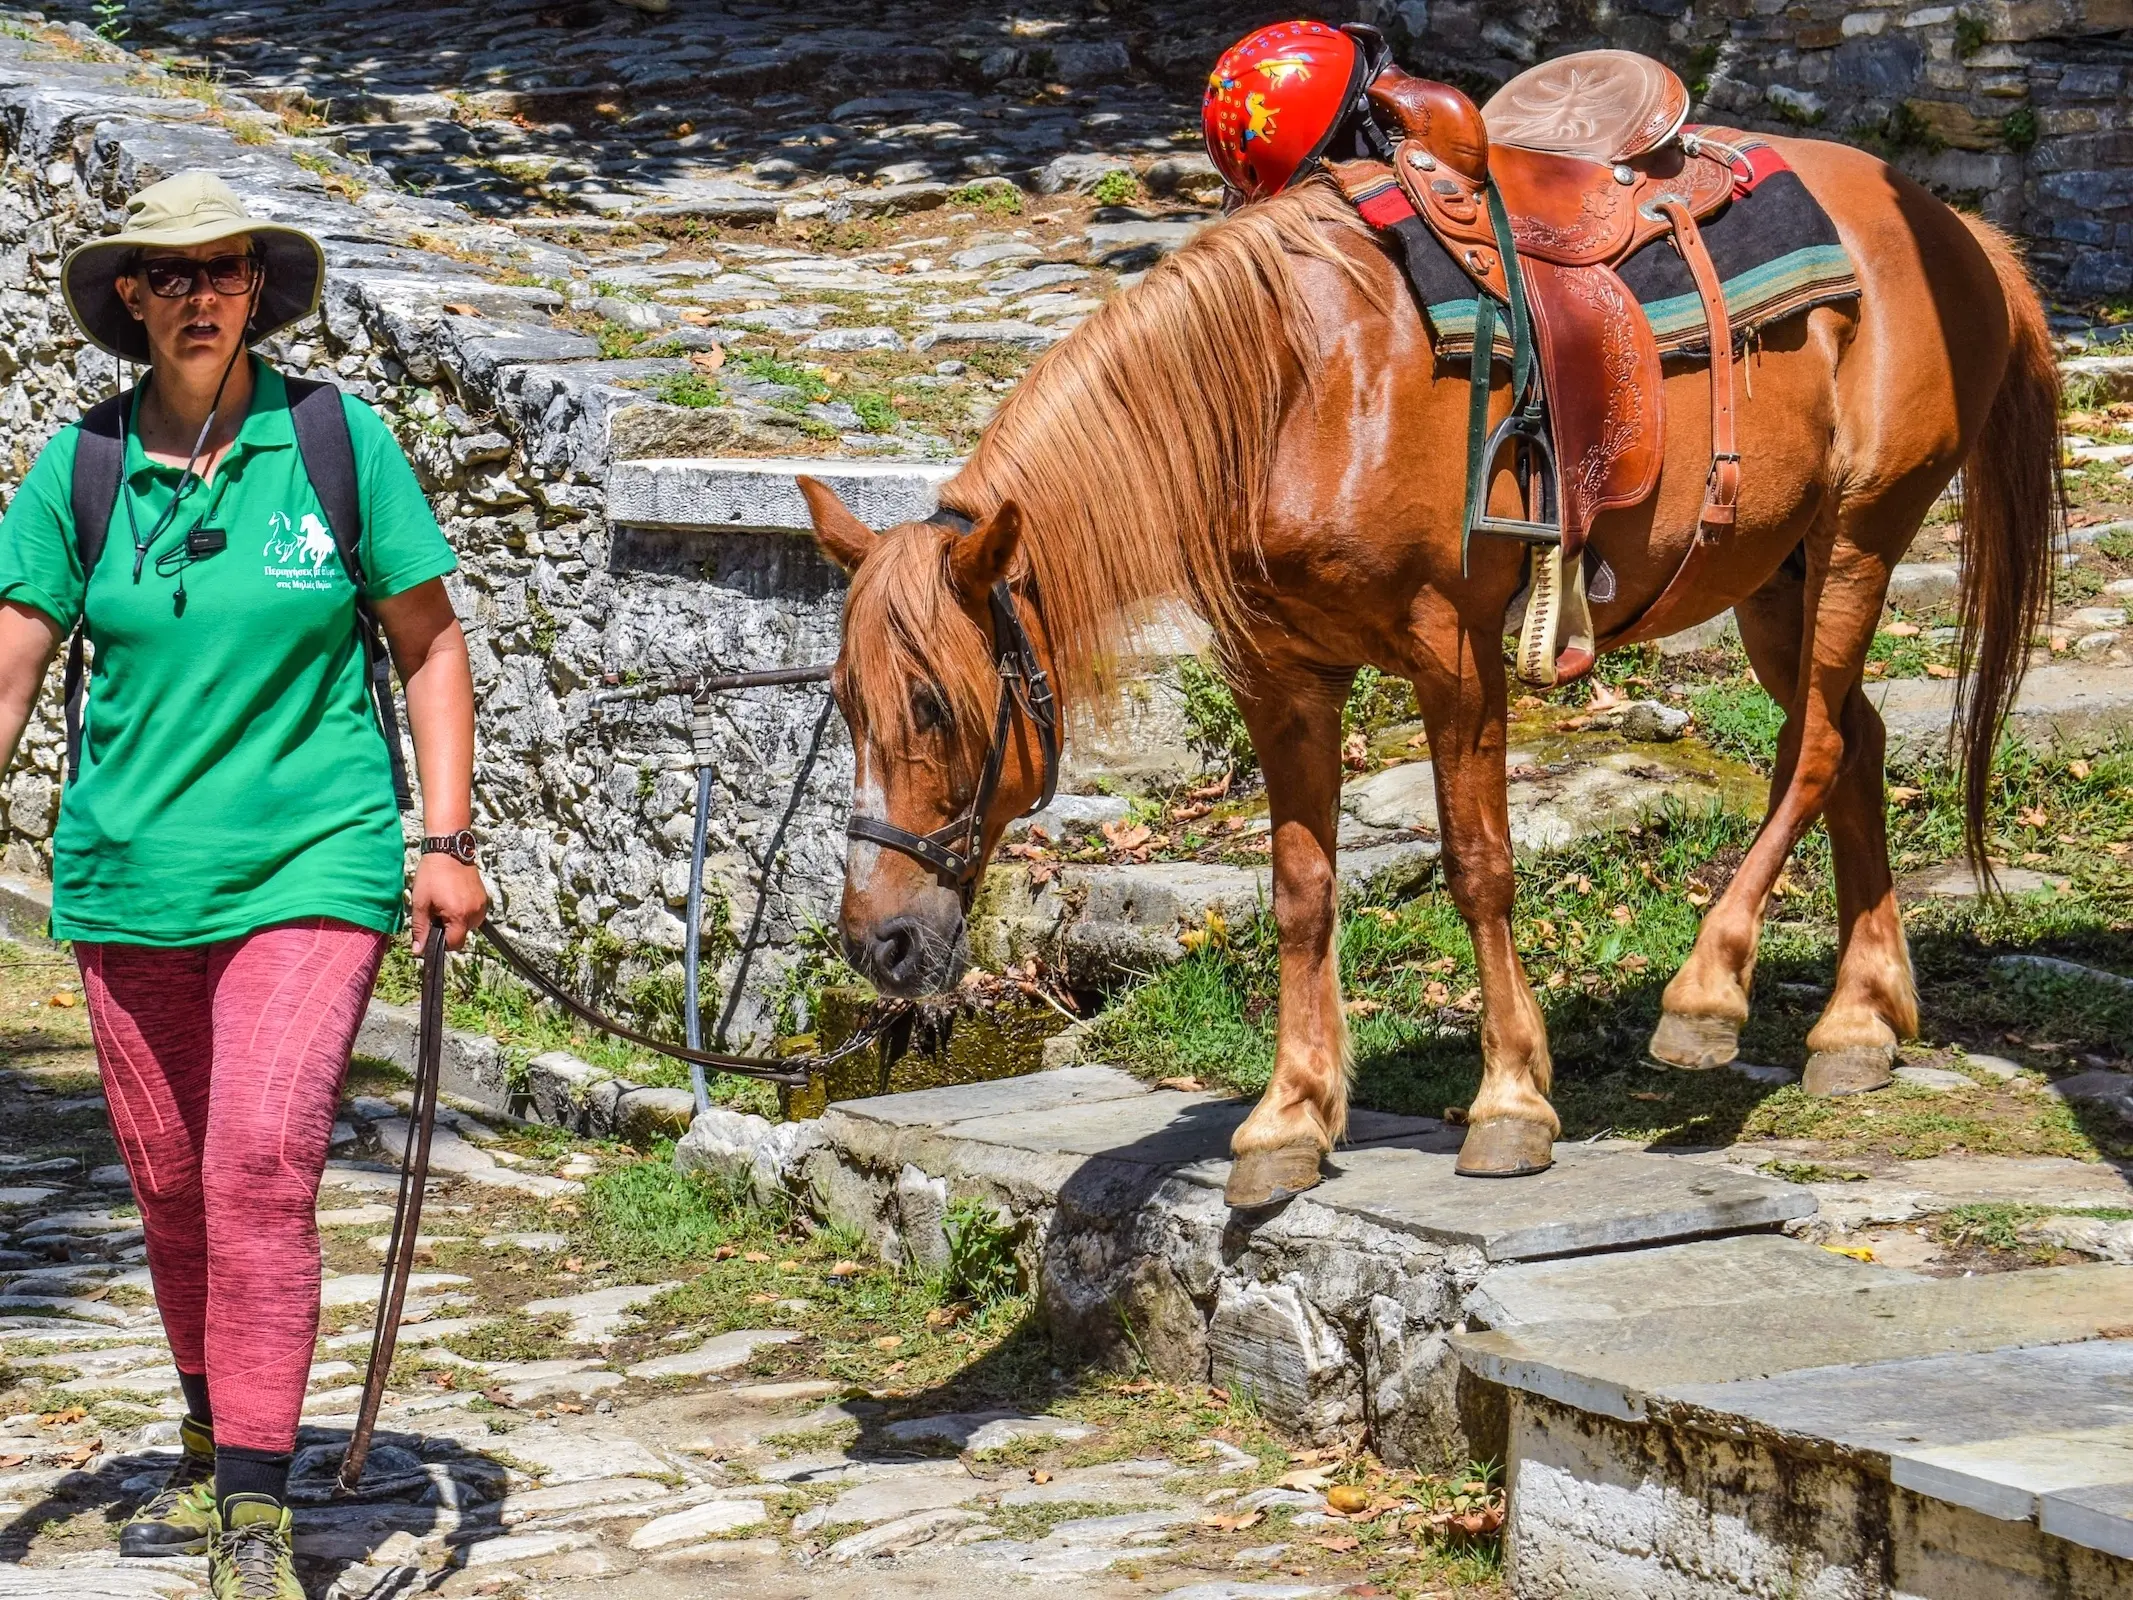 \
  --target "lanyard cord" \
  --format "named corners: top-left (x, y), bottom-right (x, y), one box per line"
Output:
top-left (126, 297), bottom-right (255, 583)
